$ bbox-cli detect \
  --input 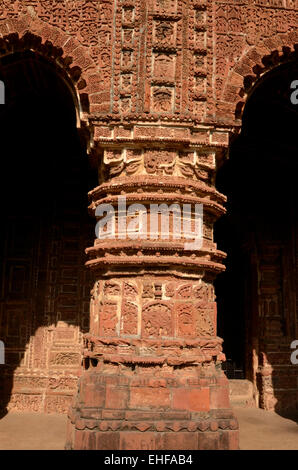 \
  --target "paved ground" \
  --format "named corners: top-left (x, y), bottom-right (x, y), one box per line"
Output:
top-left (0, 412), bottom-right (67, 450)
top-left (235, 407), bottom-right (298, 450)
top-left (0, 408), bottom-right (297, 450)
